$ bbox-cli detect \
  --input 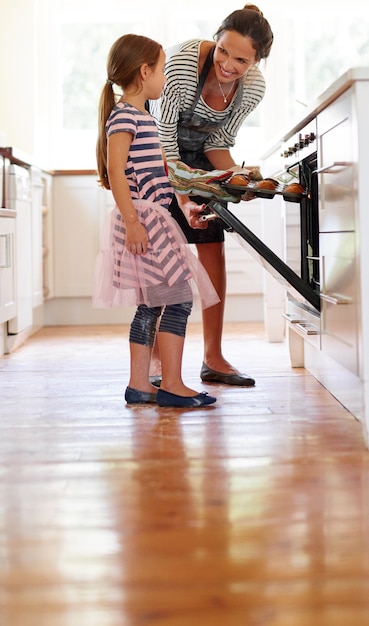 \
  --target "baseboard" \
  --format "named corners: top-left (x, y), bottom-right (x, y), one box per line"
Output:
top-left (44, 295), bottom-right (264, 326)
